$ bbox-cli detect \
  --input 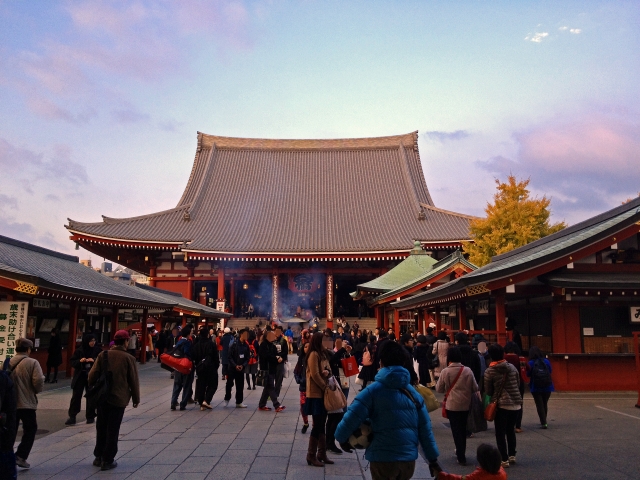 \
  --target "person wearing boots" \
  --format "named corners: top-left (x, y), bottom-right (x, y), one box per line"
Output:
top-left (44, 328), bottom-right (62, 383)
top-left (304, 332), bottom-right (334, 467)
top-left (66, 334), bottom-right (102, 425)
top-left (224, 329), bottom-right (250, 408)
